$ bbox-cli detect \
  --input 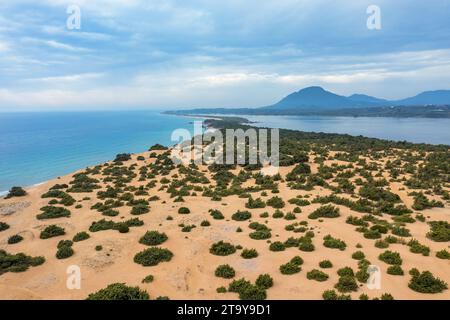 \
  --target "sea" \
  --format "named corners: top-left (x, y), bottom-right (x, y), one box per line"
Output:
top-left (0, 111), bottom-right (449, 194)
